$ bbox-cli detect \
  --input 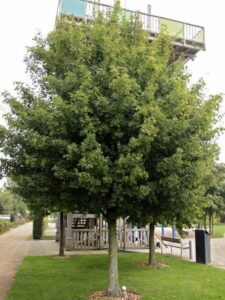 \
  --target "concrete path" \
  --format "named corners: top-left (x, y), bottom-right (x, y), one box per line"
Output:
top-left (0, 222), bottom-right (107, 300)
top-left (0, 222), bottom-right (31, 300)
top-left (0, 222), bottom-right (59, 300)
